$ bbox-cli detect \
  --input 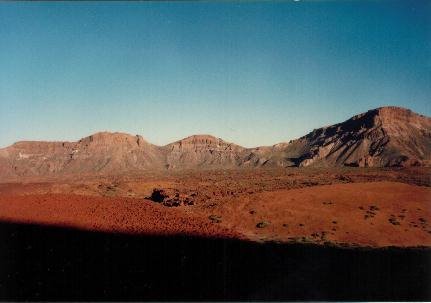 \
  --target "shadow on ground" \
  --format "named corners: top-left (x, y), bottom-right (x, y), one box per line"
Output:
top-left (0, 222), bottom-right (430, 301)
